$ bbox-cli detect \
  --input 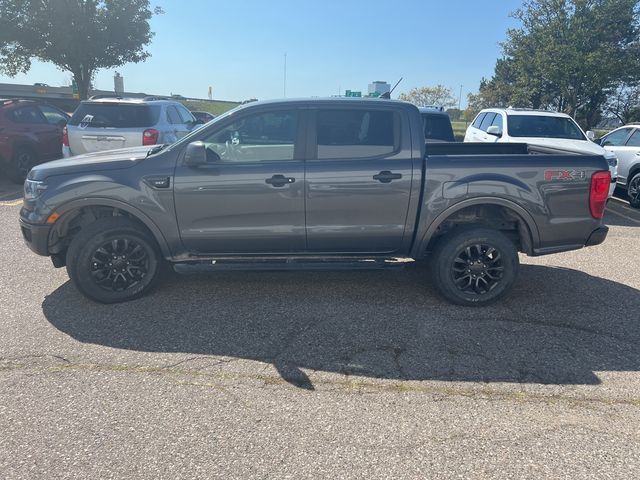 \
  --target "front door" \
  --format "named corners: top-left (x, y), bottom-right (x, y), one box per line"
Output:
top-left (304, 107), bottom-right (413, 253)
top-left (173, 108), bottom-right (306, 254)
